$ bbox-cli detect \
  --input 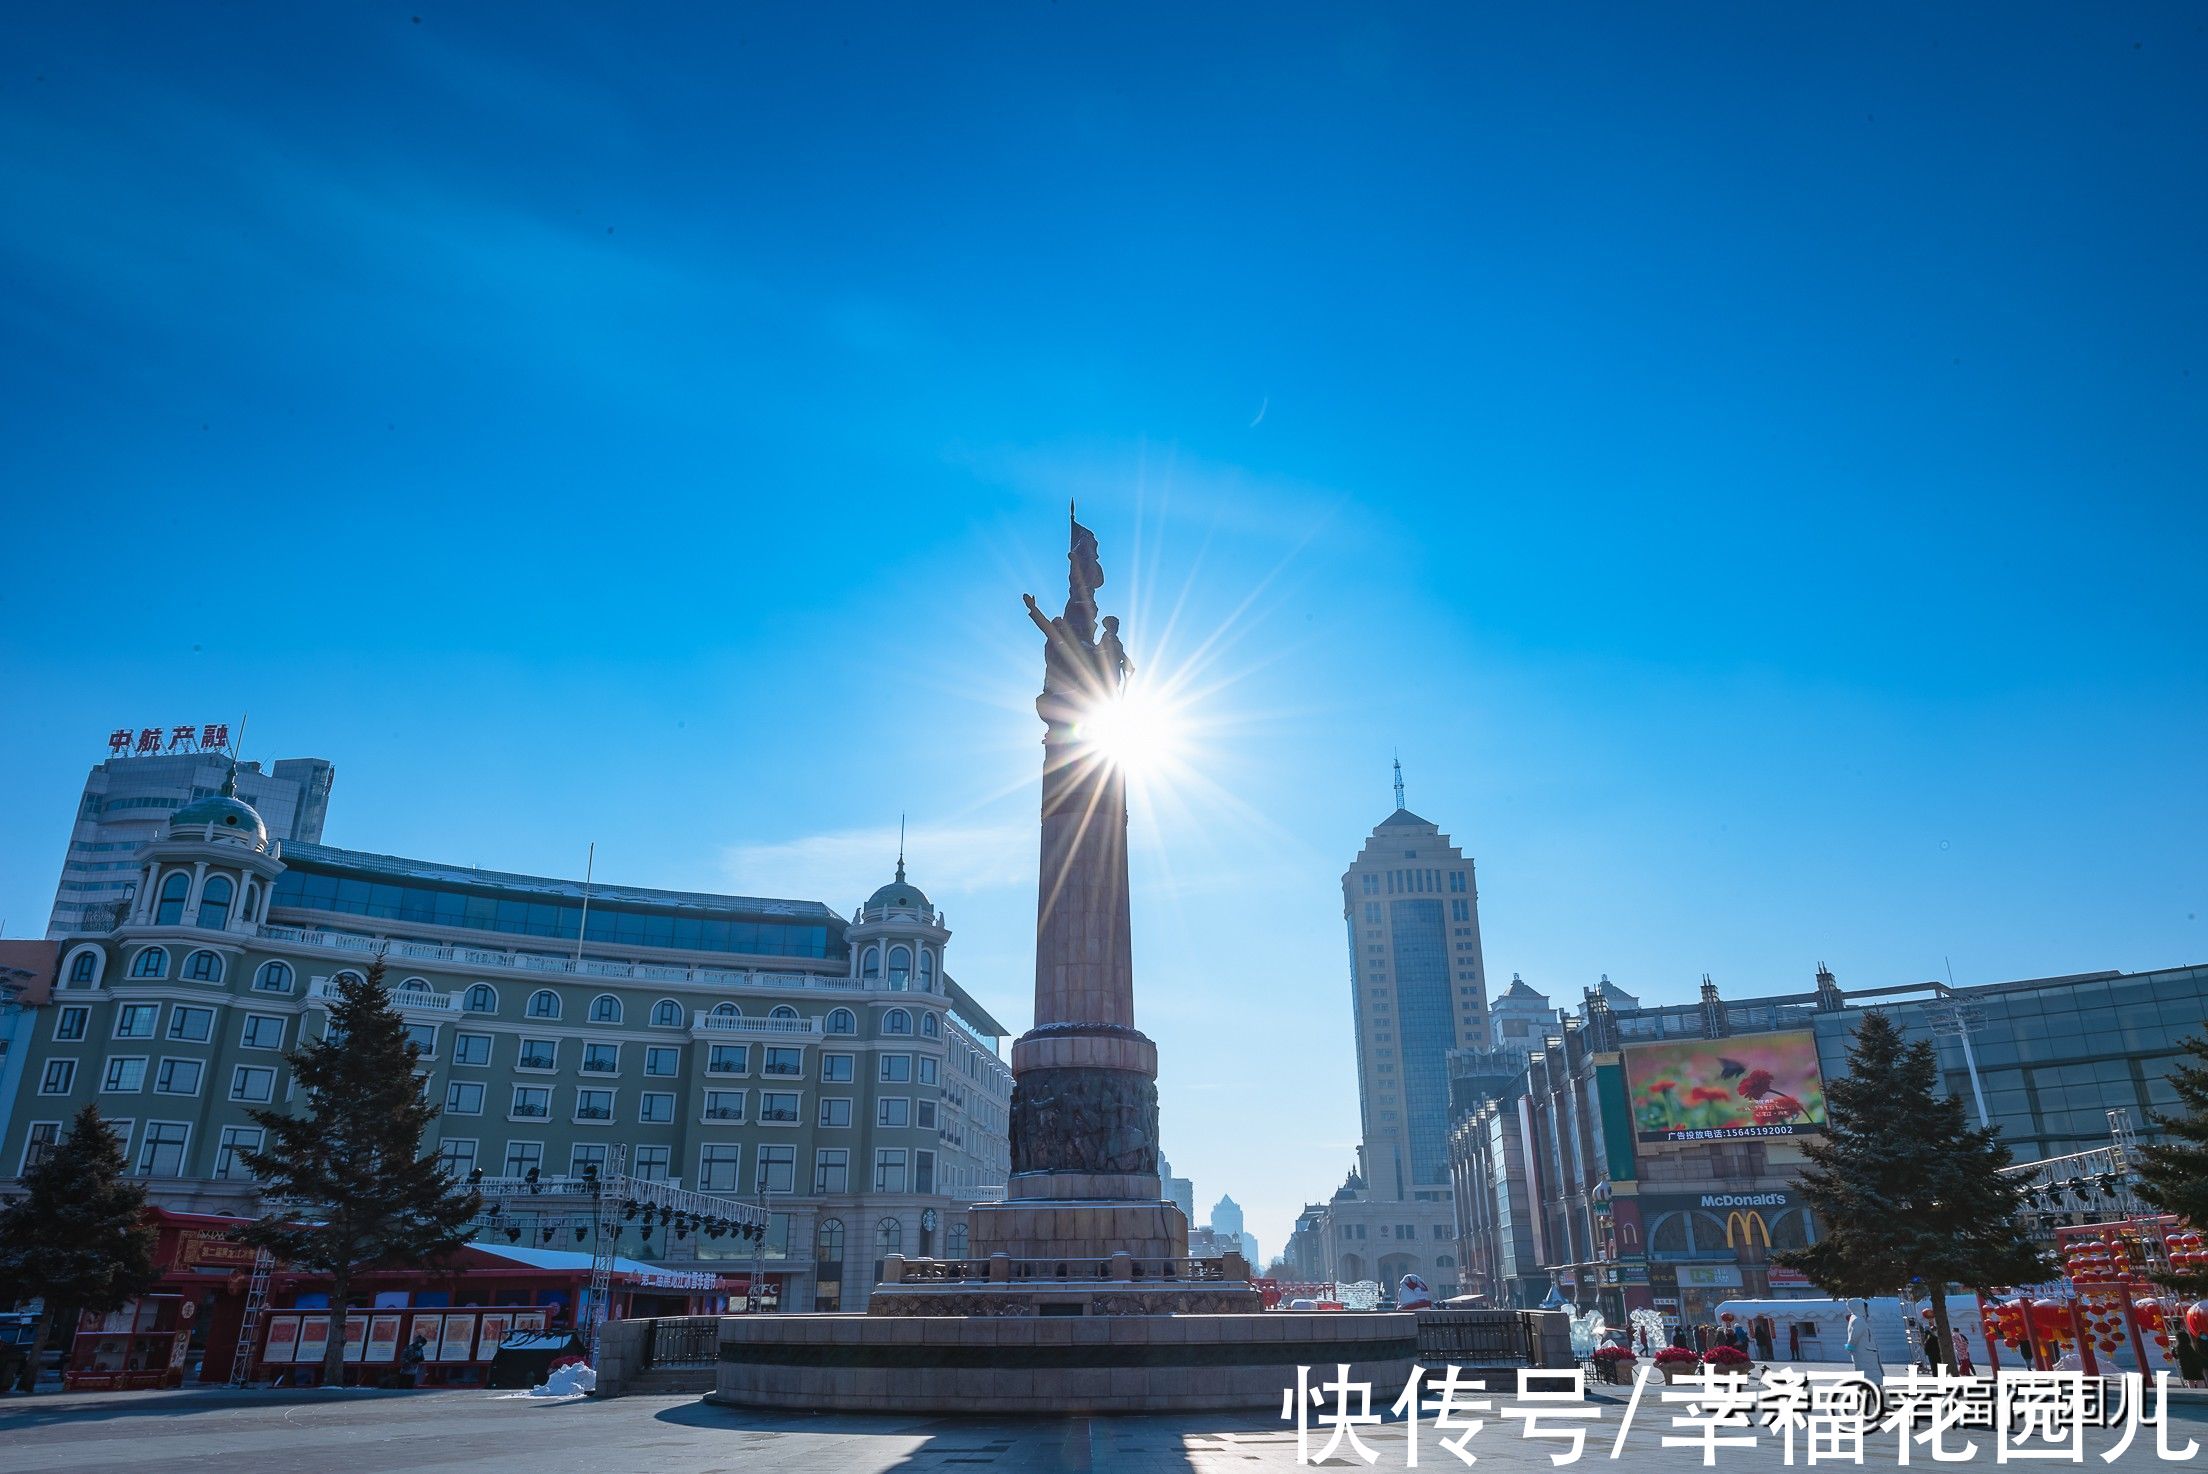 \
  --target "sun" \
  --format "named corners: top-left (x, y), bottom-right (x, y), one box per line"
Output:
top-left (1073, 679), bottom-right (1185, 778)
